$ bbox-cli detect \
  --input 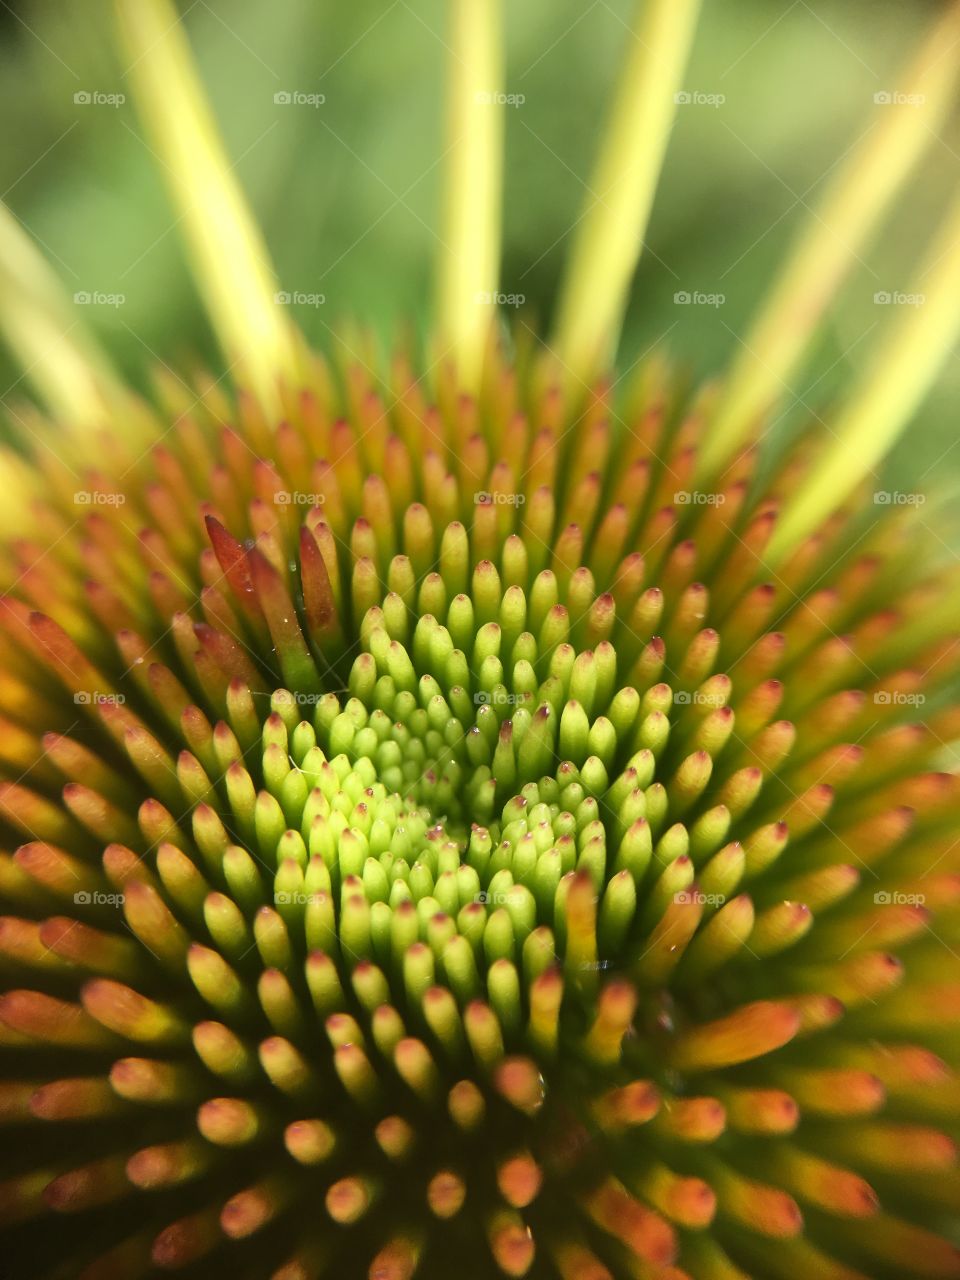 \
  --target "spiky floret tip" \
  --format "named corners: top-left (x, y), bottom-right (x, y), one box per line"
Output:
top-left (0, 344), bottom-right (958, 1280)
